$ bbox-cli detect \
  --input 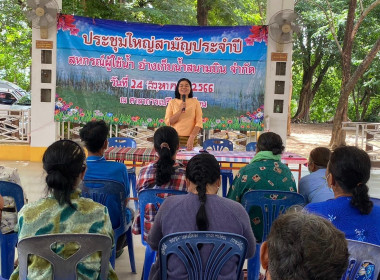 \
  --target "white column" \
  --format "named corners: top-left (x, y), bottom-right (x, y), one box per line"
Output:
top-left (264, 0), bottom-right (295, 146)
top-left (30, 0), bottom-right (62, 147)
